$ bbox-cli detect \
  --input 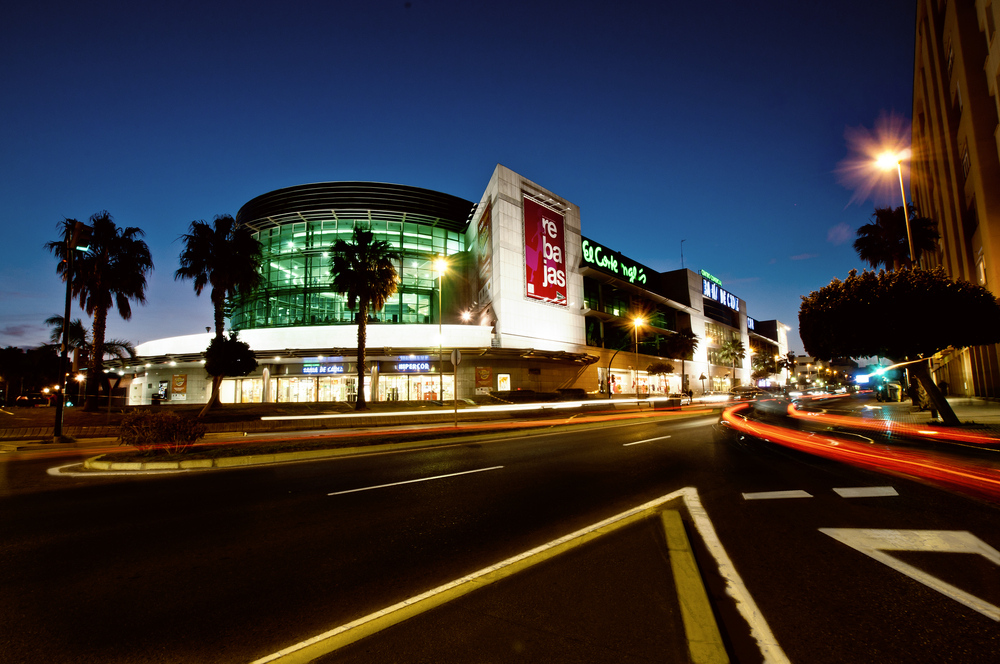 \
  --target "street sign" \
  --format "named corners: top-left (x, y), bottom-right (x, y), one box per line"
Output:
top-left (450, 349), bottom-right (462, 366)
